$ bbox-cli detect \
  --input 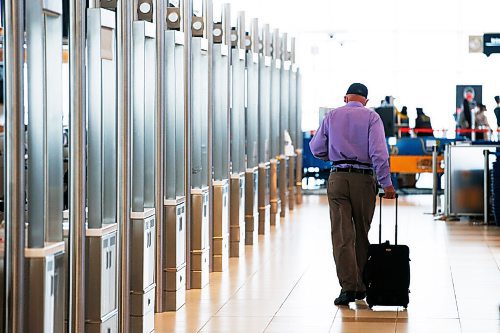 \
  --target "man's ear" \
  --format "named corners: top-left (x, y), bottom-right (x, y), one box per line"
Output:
top-left (364, 99), bottom-right (369, 106)
top-left (344, 96), bottom-right (348, 103)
